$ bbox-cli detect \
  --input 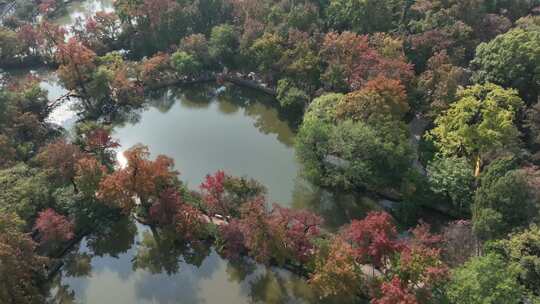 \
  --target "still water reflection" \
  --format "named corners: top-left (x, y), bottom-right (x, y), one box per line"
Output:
top-left (4, 0), bottom-right (380, 302)
top-left (46, 84), bottom-right (374, 304)
top-left (50, 218), bottom-right (327, 304)
top-left (53, 0), bottom-right (114, 28)
top-left (113, 85), bottom-right (297, 205)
